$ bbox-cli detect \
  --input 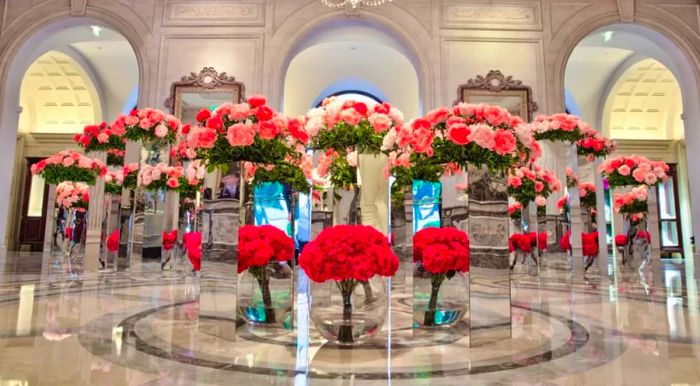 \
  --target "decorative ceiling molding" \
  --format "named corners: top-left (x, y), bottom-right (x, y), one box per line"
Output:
top-left (162, 0), bottom-right (265, 27)
top-left (440, 1), bottom-right (542, 31)
top-left (616, 0), bottom-right (635, 22)
top-left (70, 0), bottom-right (87, 16)
top-left (645, 3), bottom-right (700, 39)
